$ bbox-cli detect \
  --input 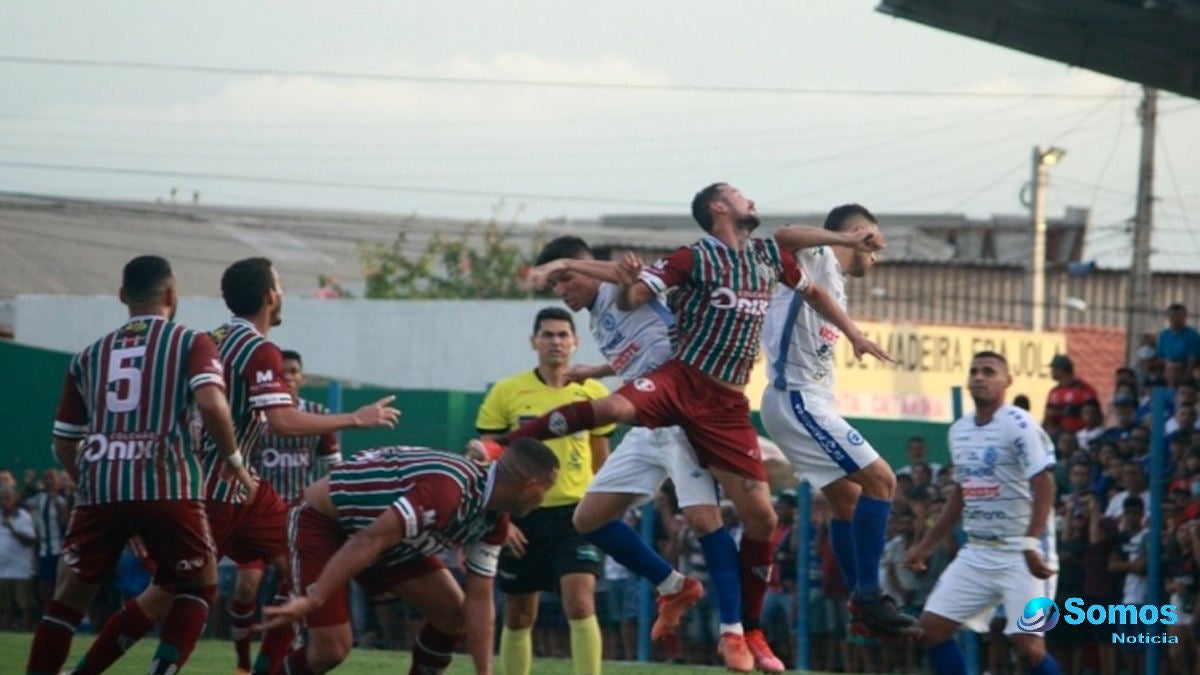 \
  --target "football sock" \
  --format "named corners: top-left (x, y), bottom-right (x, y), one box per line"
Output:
top-left (852, 496), bottom-right (891, 597)
top-left (585, 520), bottom-right (672, 585)
top-left (568, 616), bottom-right (603, 675)
top-left (927, 639), bottom-right (967, 675)
top-left (502, 401), bottom-right (596, 443)
top-left (829, 518), bottom-right (859, 590)
top-left (25, 600), bottom-right (84, 675)
top-left (72, 598), bottom-right (155, 675)
top-left (738, 536), bottom-right (773, 631)
top-left (499, 626), bottom-right (533, 675)
top-left (699, 528), bottom-right (742, 626)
